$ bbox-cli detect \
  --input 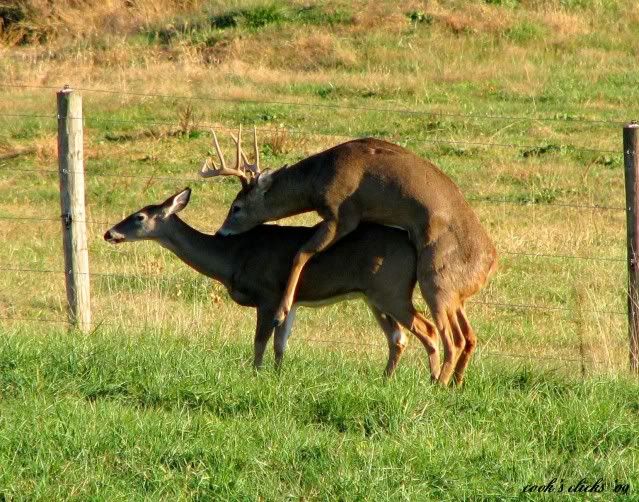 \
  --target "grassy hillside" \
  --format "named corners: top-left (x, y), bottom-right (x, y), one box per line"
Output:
top-left (1, 0), bottom-right (639, 498)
